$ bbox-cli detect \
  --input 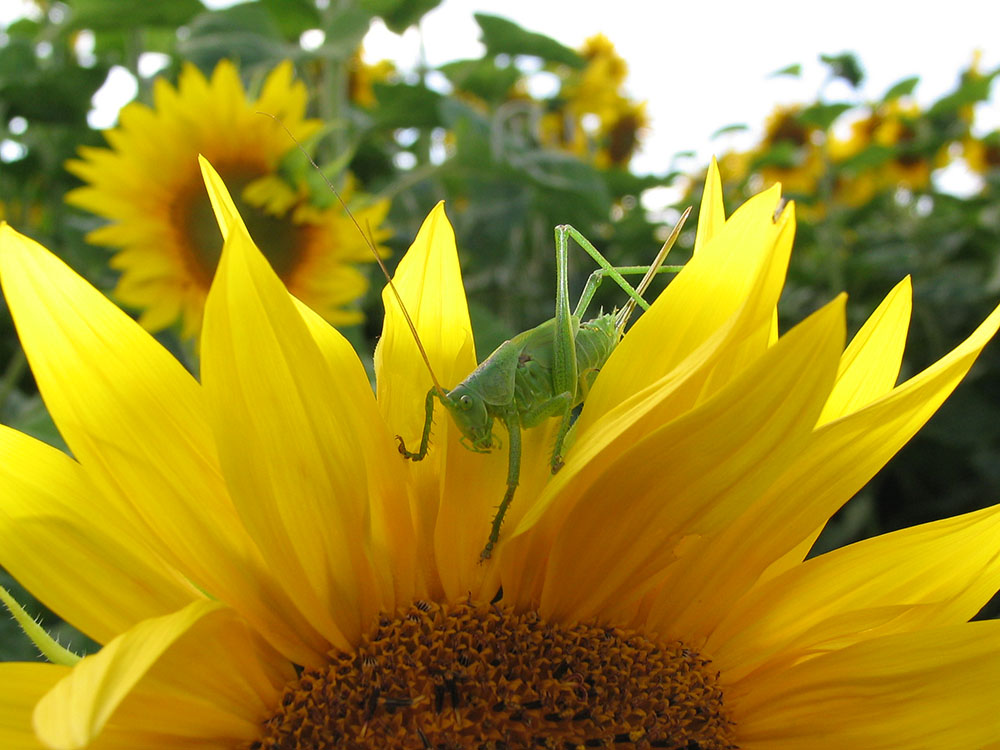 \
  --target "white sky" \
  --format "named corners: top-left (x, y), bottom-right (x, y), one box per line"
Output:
top-left (366, 0), bottom-right (1000, 175)
top-left (2, 0), bottom-right (998, 181)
